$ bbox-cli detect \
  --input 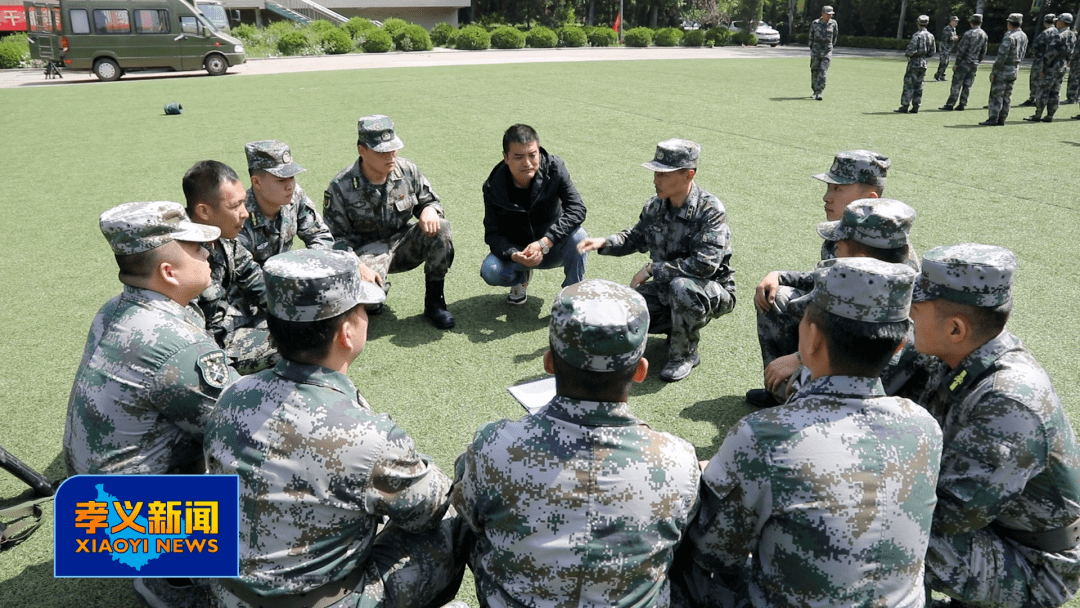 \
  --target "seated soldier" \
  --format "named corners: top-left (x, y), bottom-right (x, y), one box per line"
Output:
top-left (748, 150), bottom-right (892, 407)
top-left (910, 244), bottom-right (1080, 607)
top-left (183, 160), bottom-right (277, 375)
top-left (204, 248), bottom-right (465, 608)
top-left (452, 279), bottom-right (701, 606)
top-left (677, 257), bottom-right (942, 608)
top-left (480, 123), bottom-right (588, 304)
